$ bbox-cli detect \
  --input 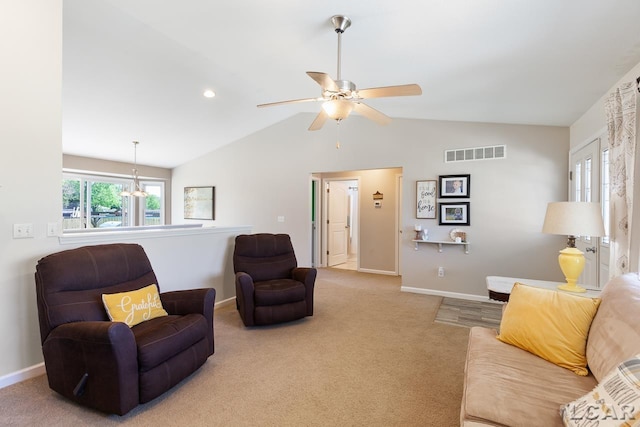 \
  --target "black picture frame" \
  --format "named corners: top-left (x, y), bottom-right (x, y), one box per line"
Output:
top-left (438, 202), bottom-right (470, 226)
top-left (184, 186), bottom-right (215, 220)
top-left (438, 174), bottom-right (470, 198)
